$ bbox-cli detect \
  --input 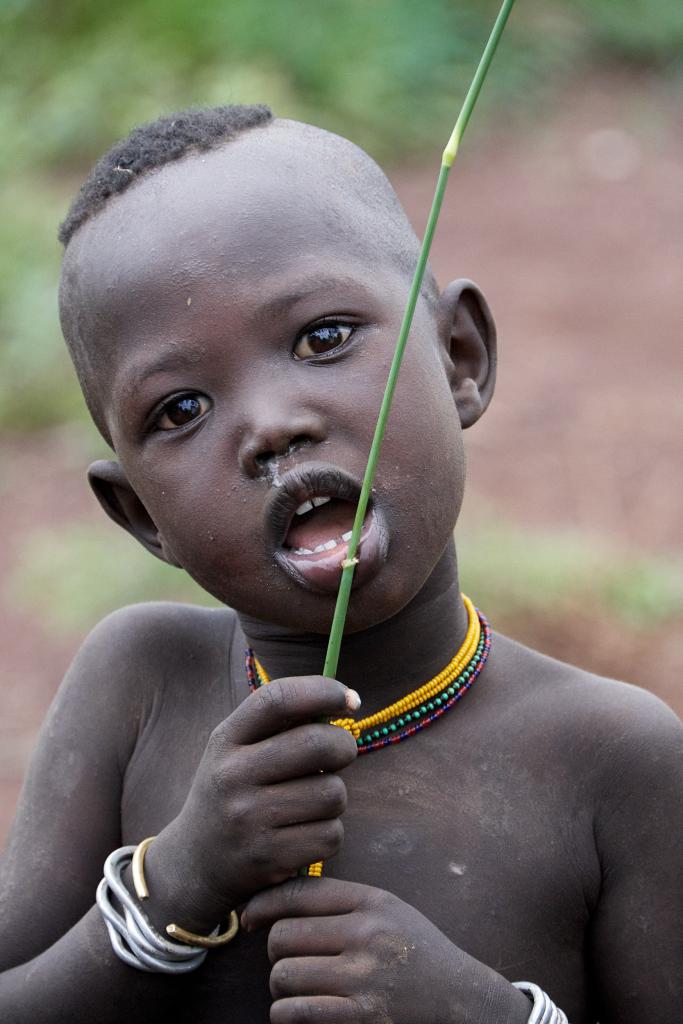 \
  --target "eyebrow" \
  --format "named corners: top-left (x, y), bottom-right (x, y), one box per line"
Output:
top-left (115, 349), bottom-right (204, 400)
top-left (114, 273), bottom-right (378, 397)
top-left (251, 275), bottom-right (376, 322)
